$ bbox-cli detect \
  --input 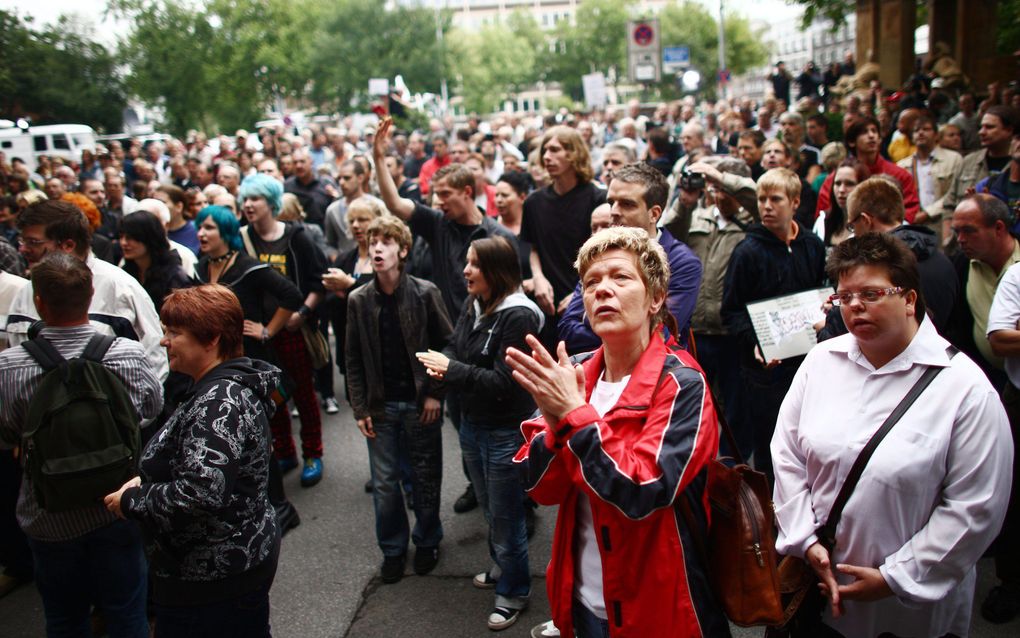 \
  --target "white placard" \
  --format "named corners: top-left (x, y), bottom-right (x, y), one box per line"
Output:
top-left (368, 78), bottom-right (390, 96)
top-left (746, 287), bottom-right (834, 361)
top-left (582, 72), bottom-right (607, 109)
